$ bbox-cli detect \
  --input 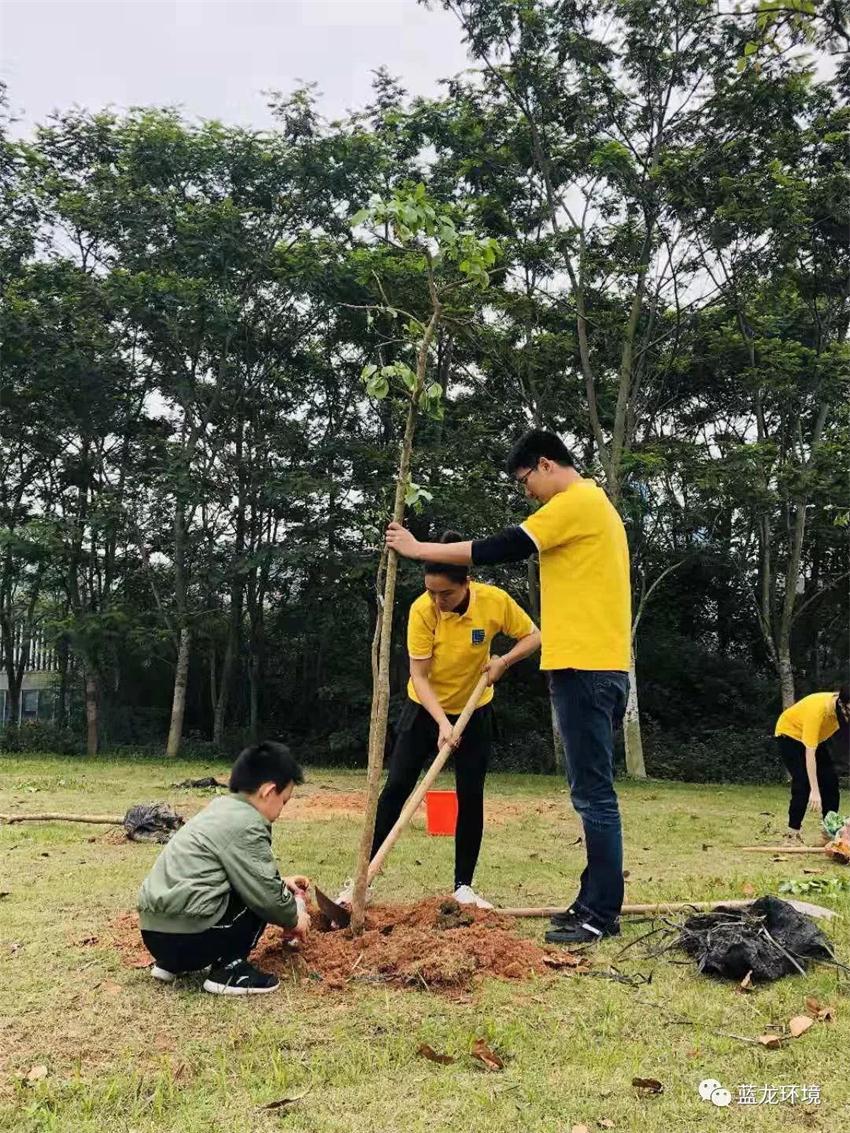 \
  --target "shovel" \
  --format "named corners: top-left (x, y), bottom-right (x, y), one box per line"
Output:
top-left (315, 673), bottom-right (491, 928)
